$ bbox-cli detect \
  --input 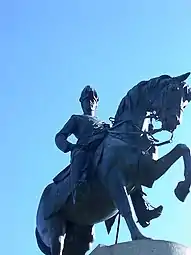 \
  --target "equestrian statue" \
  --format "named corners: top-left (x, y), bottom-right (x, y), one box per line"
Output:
top-left (35, 72), bottom-right (191, 255)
